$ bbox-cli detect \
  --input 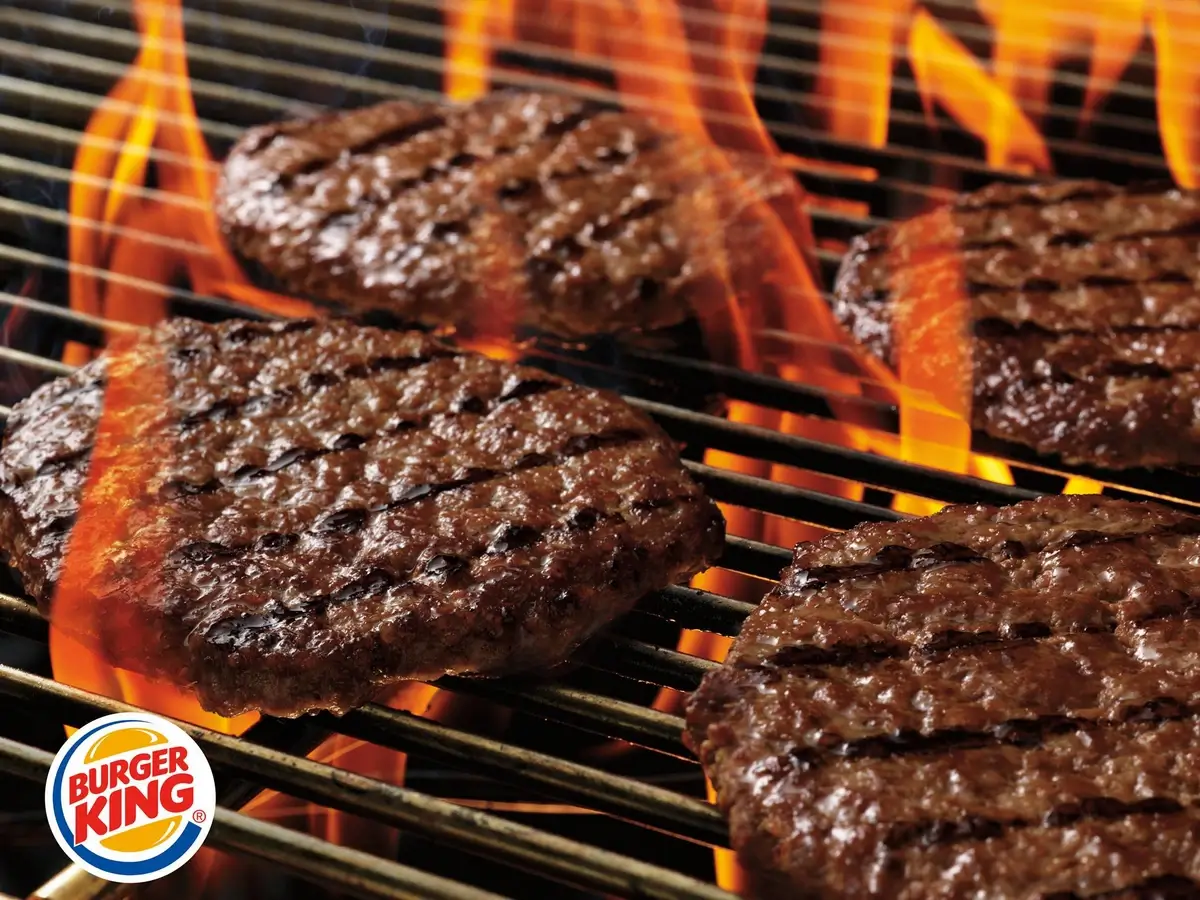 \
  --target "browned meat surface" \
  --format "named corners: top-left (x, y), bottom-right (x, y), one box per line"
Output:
top-left (216, 91), bottom-right (743, 339)
top-left (686, 494), bottom-right (1200, 899)
top-left (830, 180), bottom-right (1200, 470)
top-left (0, 317), bottom-right (724, 717)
